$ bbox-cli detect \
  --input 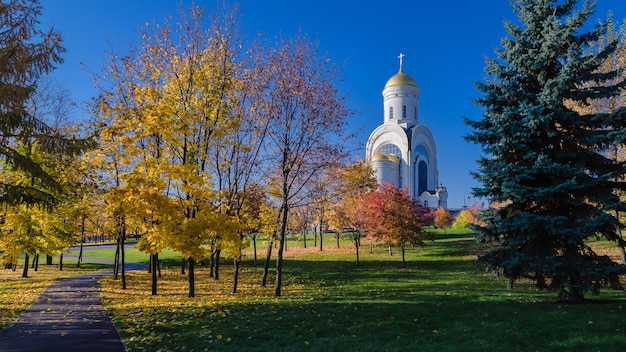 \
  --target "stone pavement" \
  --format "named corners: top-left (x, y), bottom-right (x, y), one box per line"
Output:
top-left (0, 260), bottom-right (146, 352)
